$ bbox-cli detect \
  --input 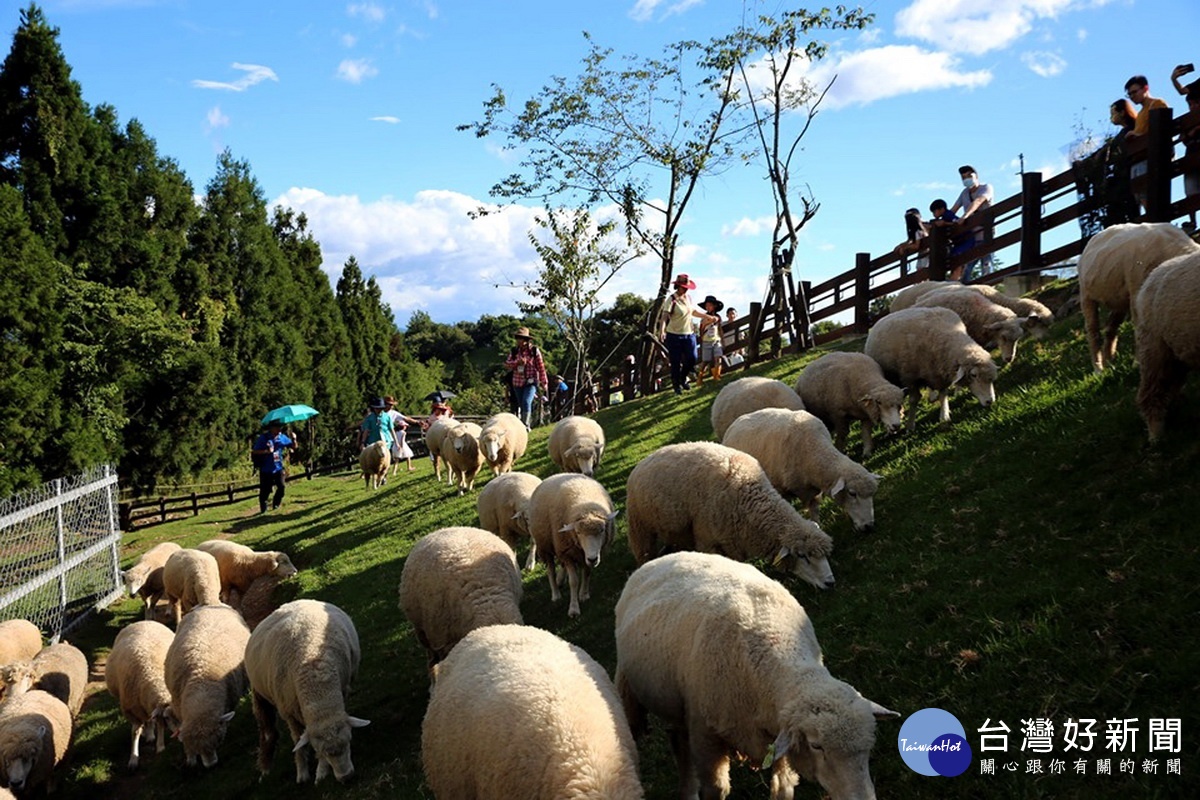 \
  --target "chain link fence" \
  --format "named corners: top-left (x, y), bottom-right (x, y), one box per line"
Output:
top-left (0, 464), bottom-right (123, 642)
